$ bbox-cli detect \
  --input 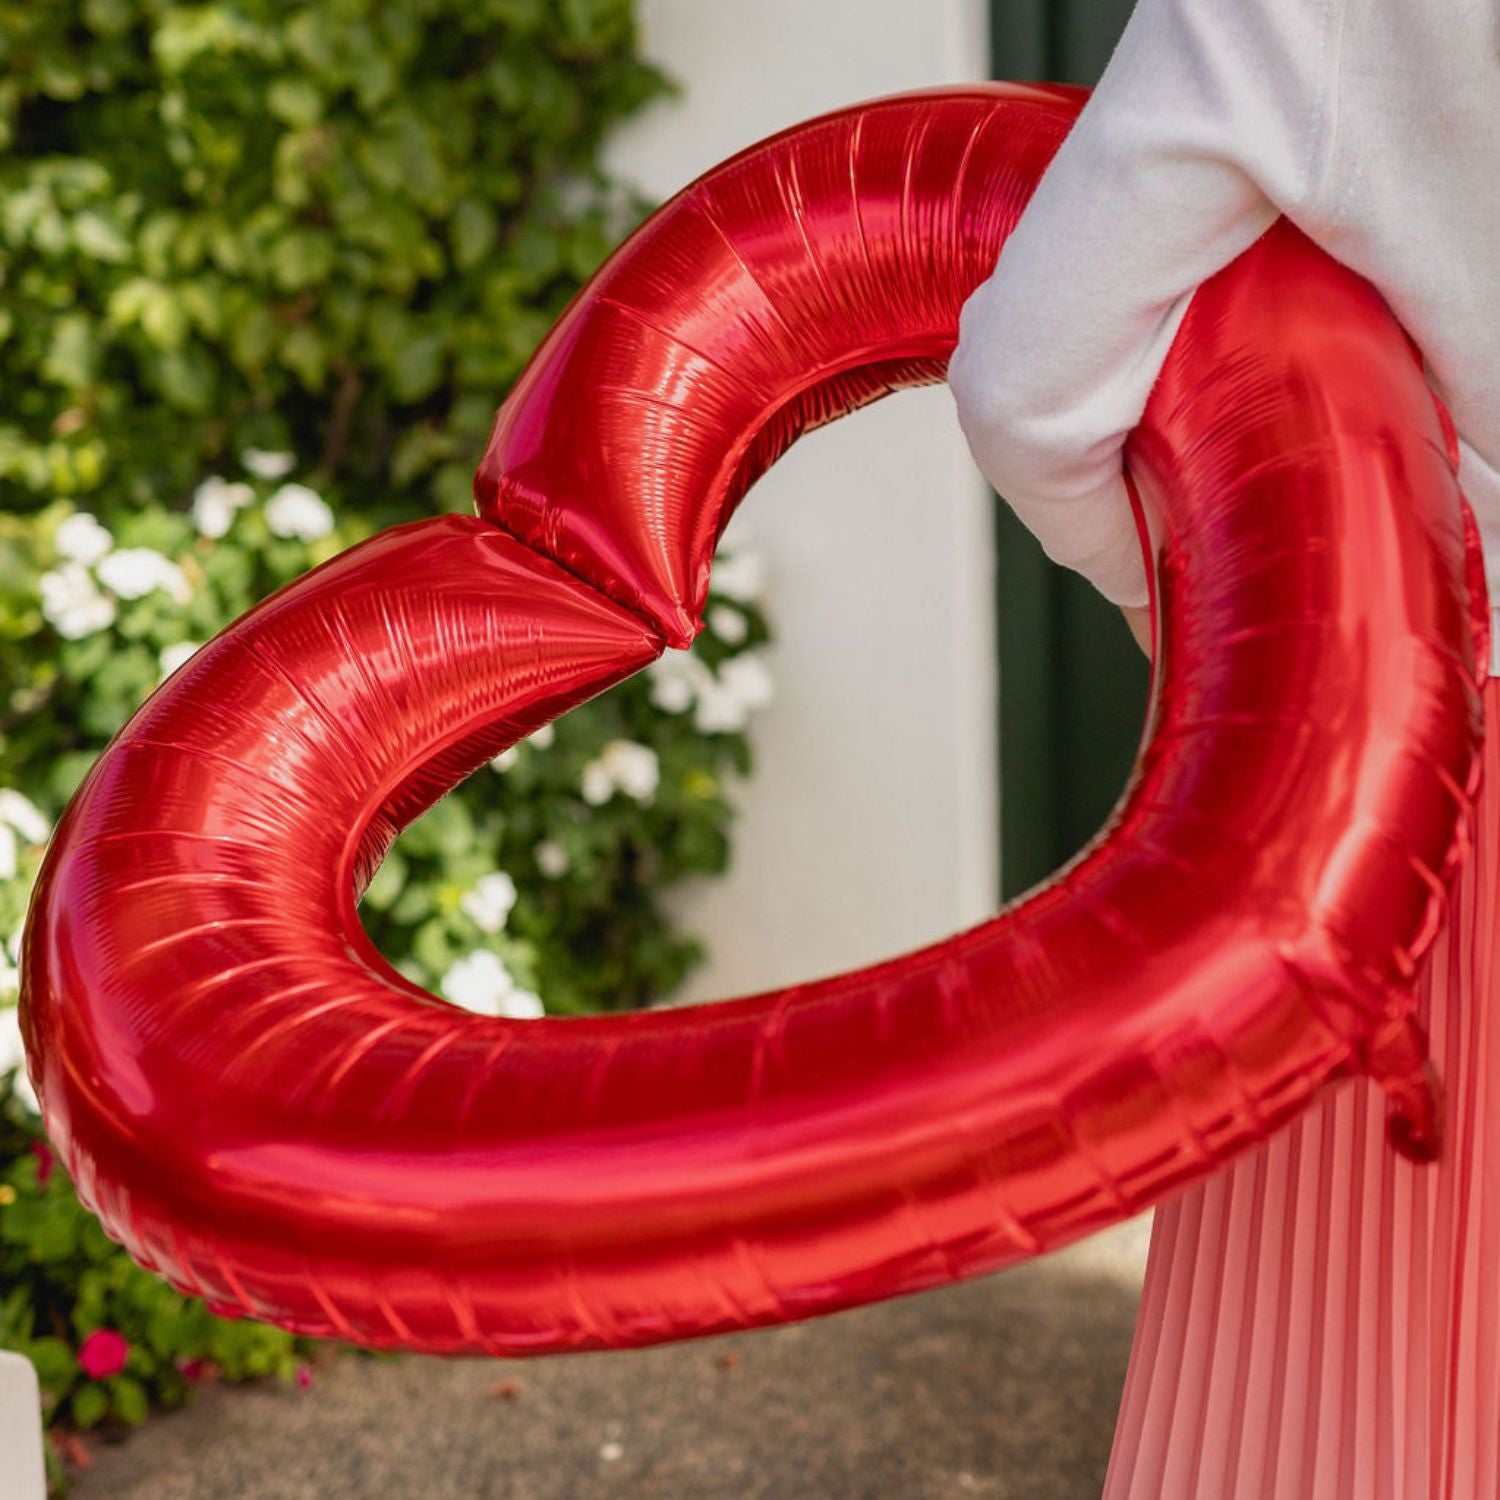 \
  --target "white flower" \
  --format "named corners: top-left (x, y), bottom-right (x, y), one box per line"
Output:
top-left (40, 564), bottom-right (116, 639)
top-left (265, 482), bottom-right (334, 541)
top-left (501, 988), bottom-right (545, 1020)
top-left (191, 475), bottom-right (255, 538)
top-left (647, 649), bottom-right (711, 714)
top-left (0, 790), bottom-right (50, 847)
top-left (459, 871), bottom-right (517, 934)
top-left (54, 511), bottom-right (112, 565)
top-left (241, 447), bottom-right (296, 480)
top-left (97, 548), bottom-right (191, 604)
top-left (581, 740), bottom-right (660, 806)
top-left (709, 549), bottom-right (766, 604)
top-left (439, 950), bottom-right (543, 1019)
top-left (607, 741), bottom-right (660, 802)
top-left (0, 1006), bottom-right (38, 1114)
top-left (580, 760), bottom-right (615, 806)
top-left (707, 603), bottom-right (749, 645)
top-left (534, 839), bottom-right (569, 878)
top-left (691, 653), bottom-right (774, 734)
top-left (489, 746), bottom-right (520, 773)
top-left (719, 652), bottom-right (775, 712)
top-left (5, 924), bottom-right (23, 964)
top-left (159, 641), bottom-right (202, 679)
top-left (440, 950), bottom-right (511, 1013)
top-left (692, 688), bottom-right (748, 735)
top-left (528, 723), bottom-right (555, 750)
top-left (0, 825), bottom-right (15, 882)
